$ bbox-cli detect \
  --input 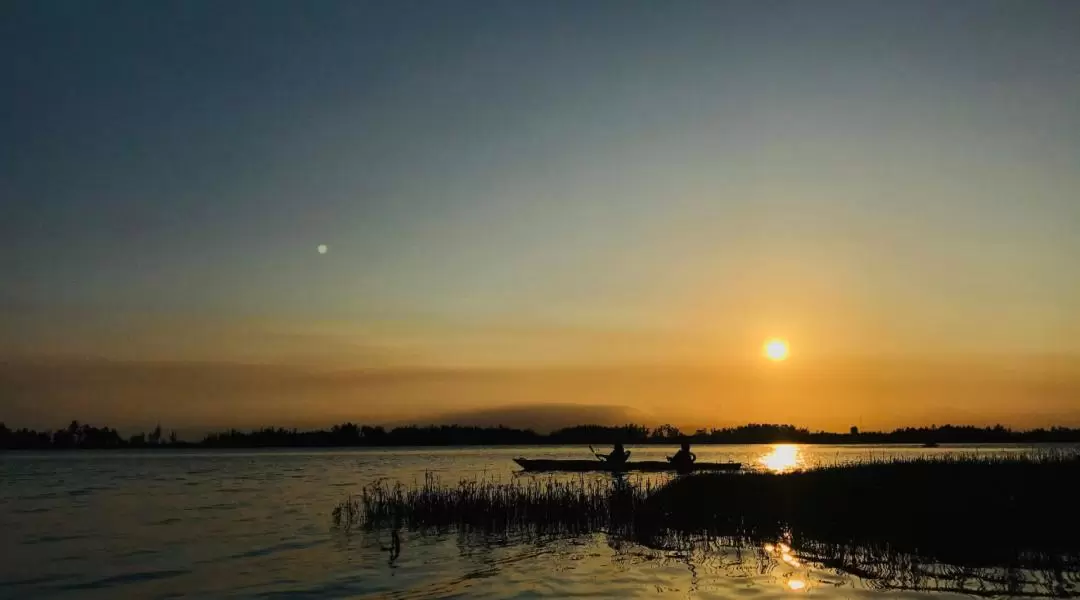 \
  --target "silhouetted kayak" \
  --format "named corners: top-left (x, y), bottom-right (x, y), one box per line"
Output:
top-left (513, 458), bottom-right (742, 473)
